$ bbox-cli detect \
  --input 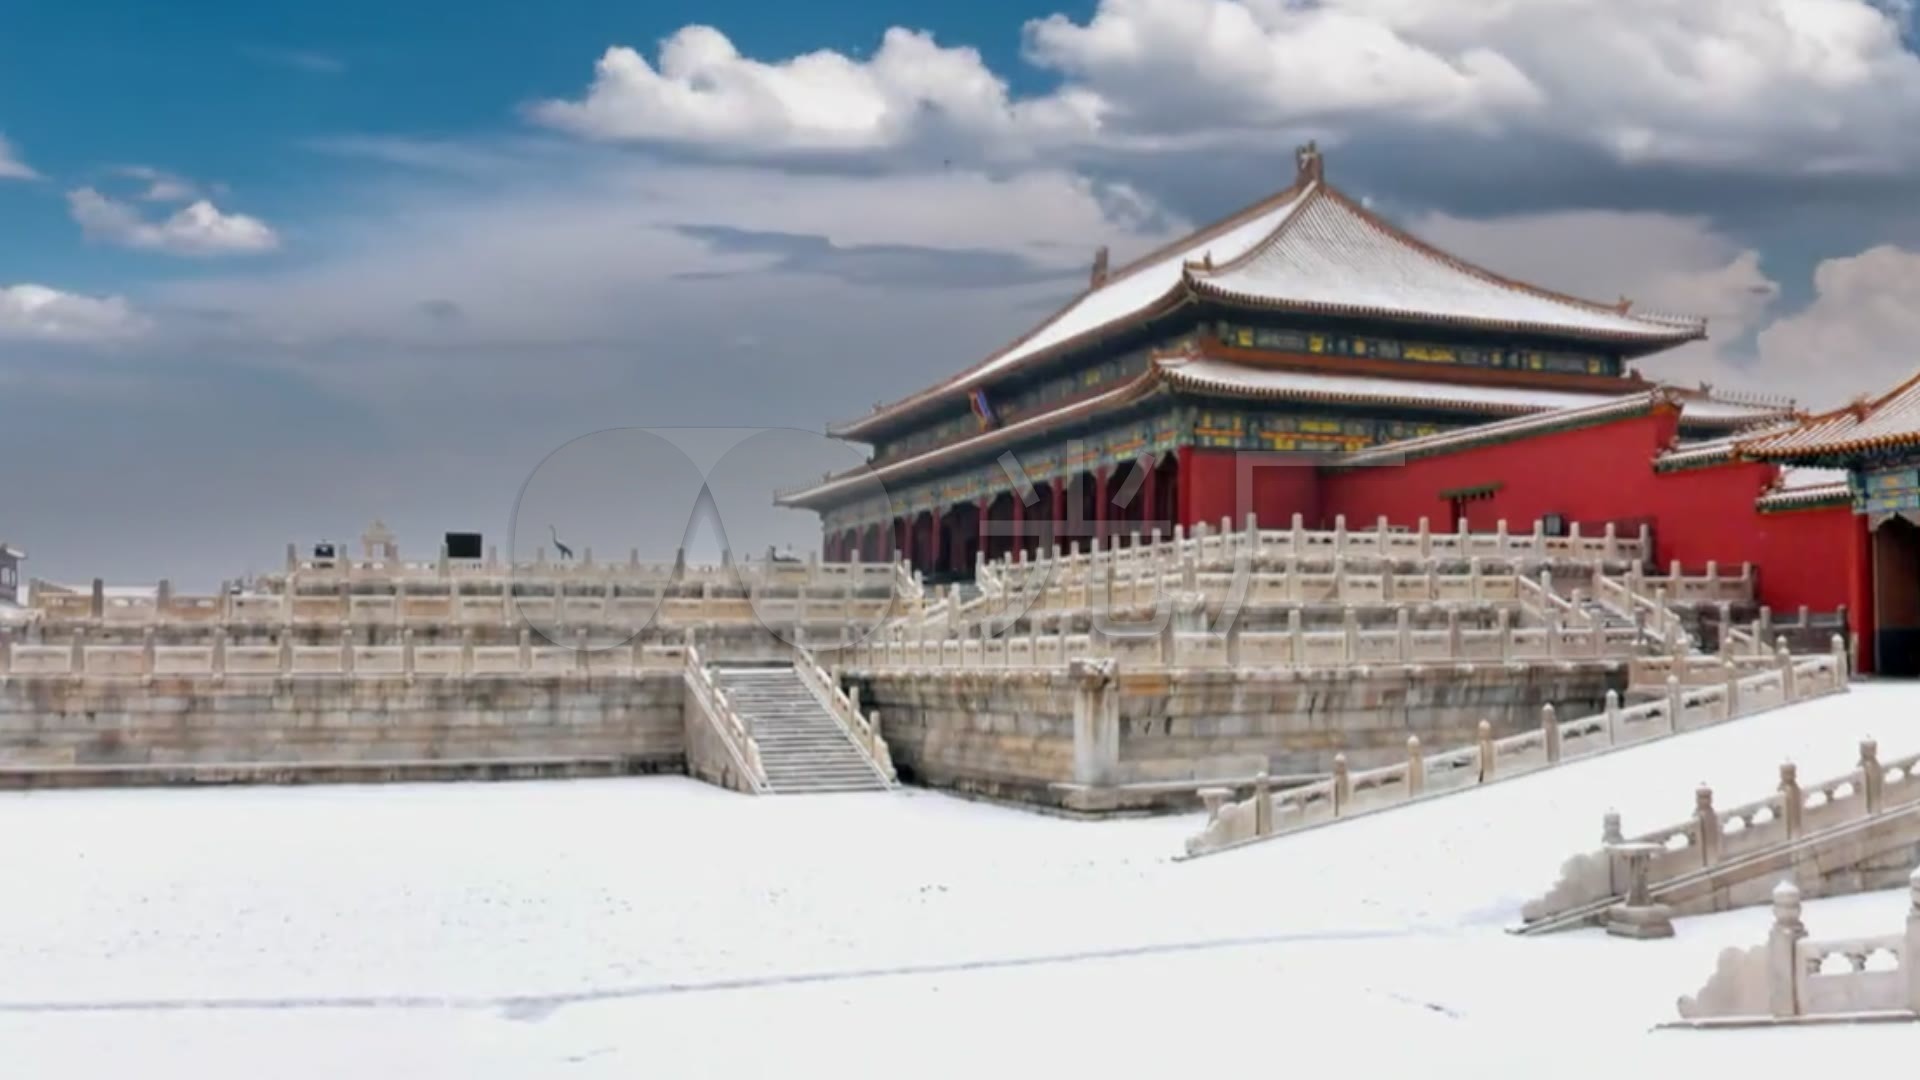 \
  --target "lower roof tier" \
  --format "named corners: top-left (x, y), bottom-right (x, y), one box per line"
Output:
top-left (778, 352), bottom-right (1794, 512)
